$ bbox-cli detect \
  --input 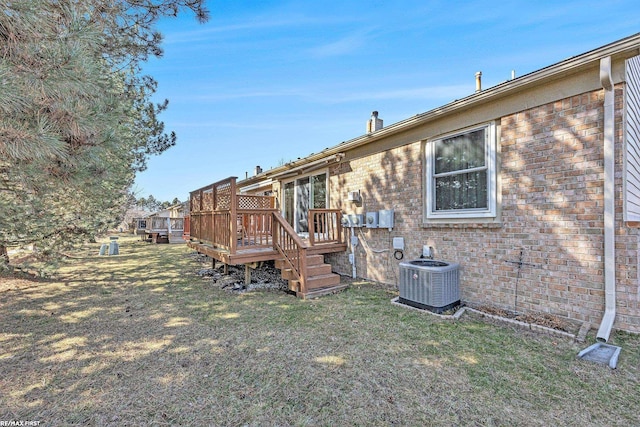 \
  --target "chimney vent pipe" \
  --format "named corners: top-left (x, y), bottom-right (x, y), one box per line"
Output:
top-left (367, 111), bottom-right (383, 133)
top-left (475, 71), bottom-right (482, 93)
